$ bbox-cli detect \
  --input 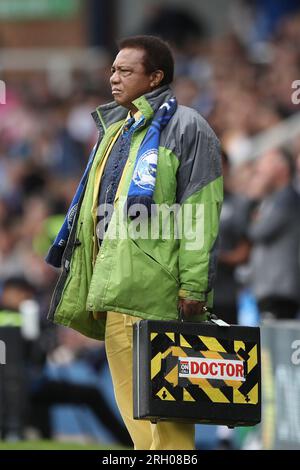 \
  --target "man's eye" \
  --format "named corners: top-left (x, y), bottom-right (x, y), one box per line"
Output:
top-left (121, 70), bottom-right (131, 76)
